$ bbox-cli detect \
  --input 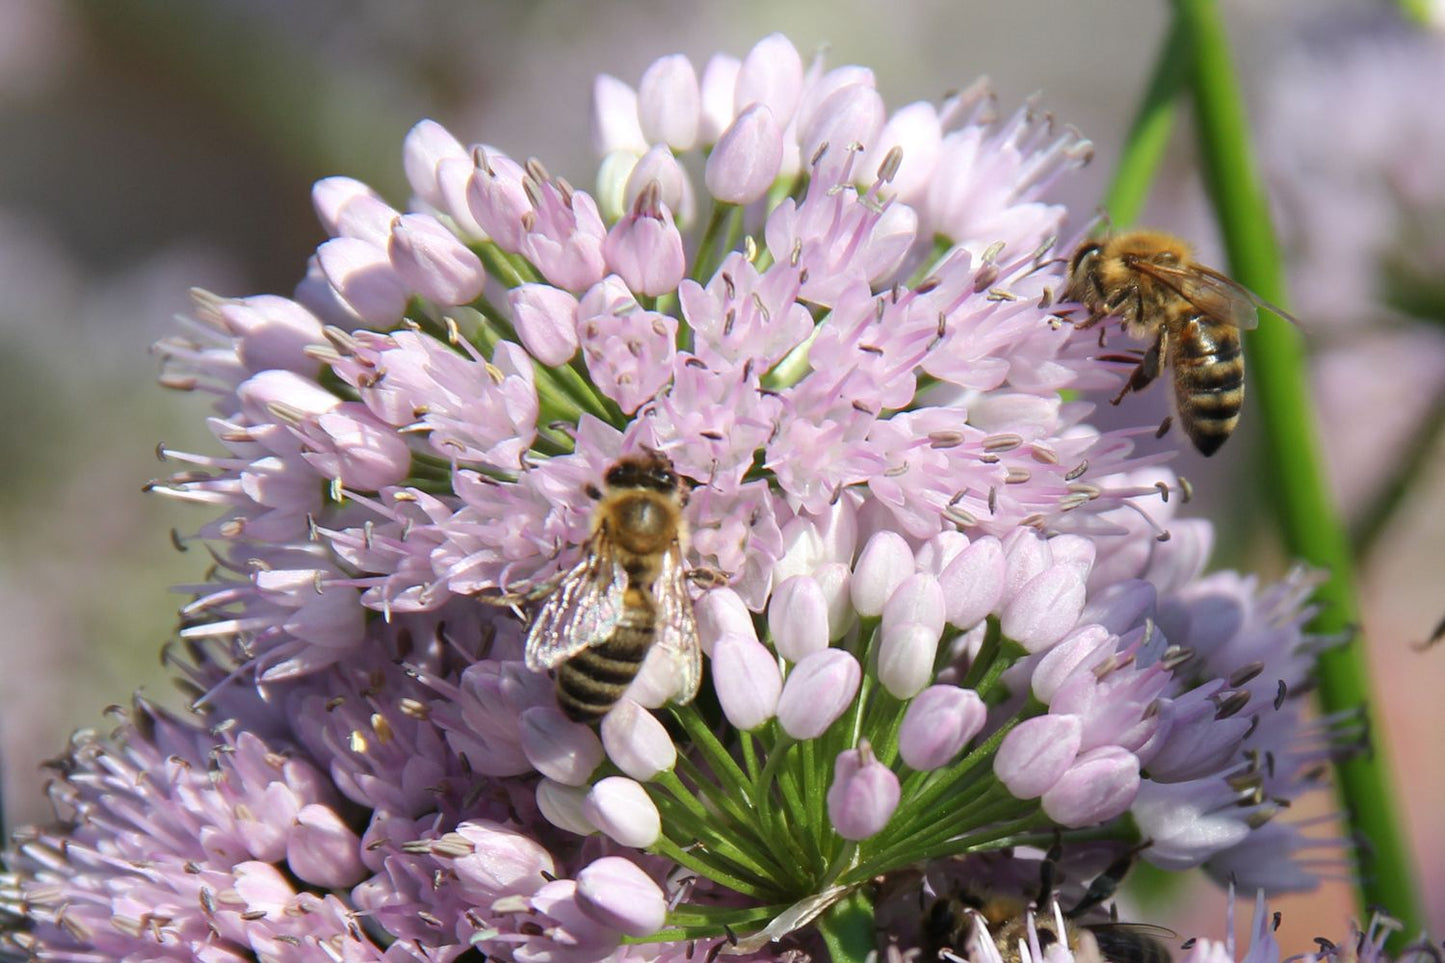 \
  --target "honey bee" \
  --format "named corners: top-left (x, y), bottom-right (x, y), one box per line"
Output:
top-left (1059, 229), bottom-right (1295, 456)
top-left (923, 892), bottom-right (1173, 963)
top-left (509, 452), bottom-right (711, 723)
